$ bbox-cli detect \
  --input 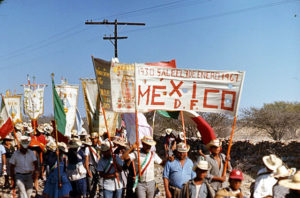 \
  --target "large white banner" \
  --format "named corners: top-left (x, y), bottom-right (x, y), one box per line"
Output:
top-left (23, 86), bottom-right (45, 119)
top-left (110, 62), bottom-right (135, 113)
top-left (4, 95), bottom-right (22, 123)
top-left (55, 83), bottom-right (79, 137)
top-left (81, 79), bottom-right (118, 136)
top-left (135, 64), bottom-right (245, 115)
